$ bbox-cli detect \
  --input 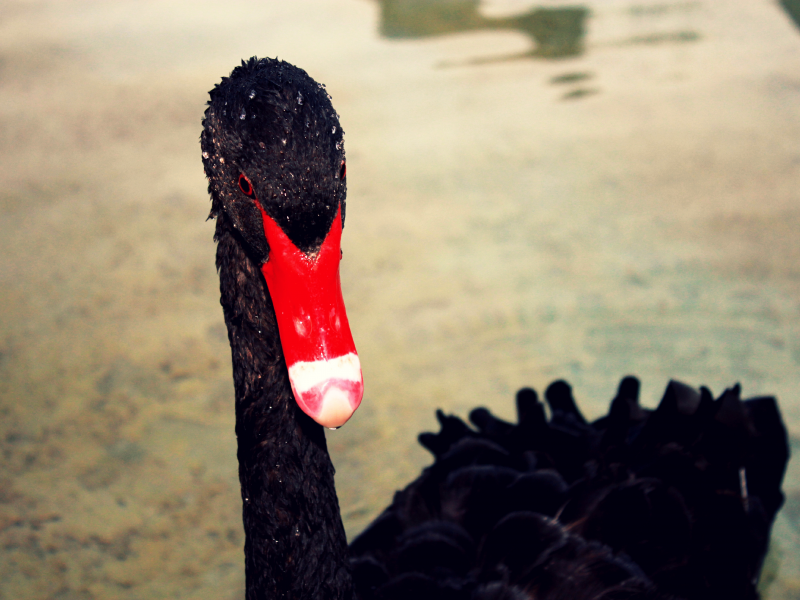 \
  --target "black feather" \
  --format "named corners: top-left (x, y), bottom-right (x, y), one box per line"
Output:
top-left (203, 57), bottom-right (789, 600)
